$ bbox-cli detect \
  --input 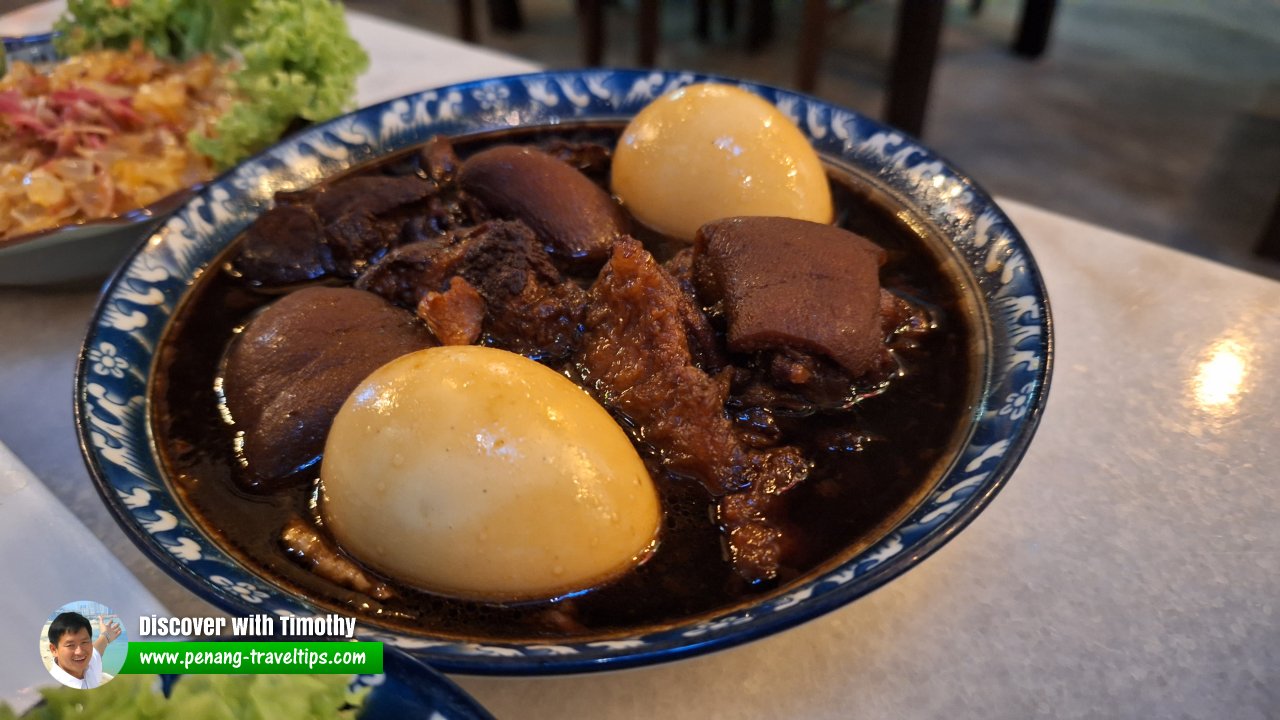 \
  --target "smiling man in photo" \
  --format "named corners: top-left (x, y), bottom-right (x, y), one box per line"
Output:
top-left (45, 612), bottom-right (121, 689)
